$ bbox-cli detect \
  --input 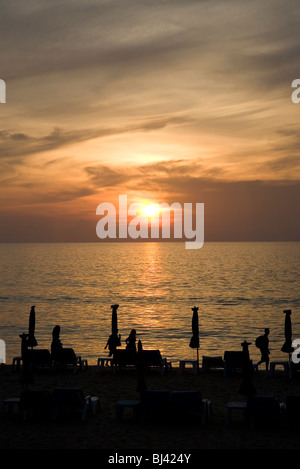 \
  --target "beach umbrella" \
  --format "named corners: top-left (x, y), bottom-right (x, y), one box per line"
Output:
top-left (111, 304), bottom-right (119, 335)
top-left (27, 305), bottom-right (38, 348)
top-left (281, 309), bottom-right (293, 356)
top-left (239, 340), bottom-right (256, 396)
top-left (111, 304), bottom-right (121, 347)
top-left (136, 339), bottom-right (147, 393)
top-left (189, 306), bottom-right (199, 373)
